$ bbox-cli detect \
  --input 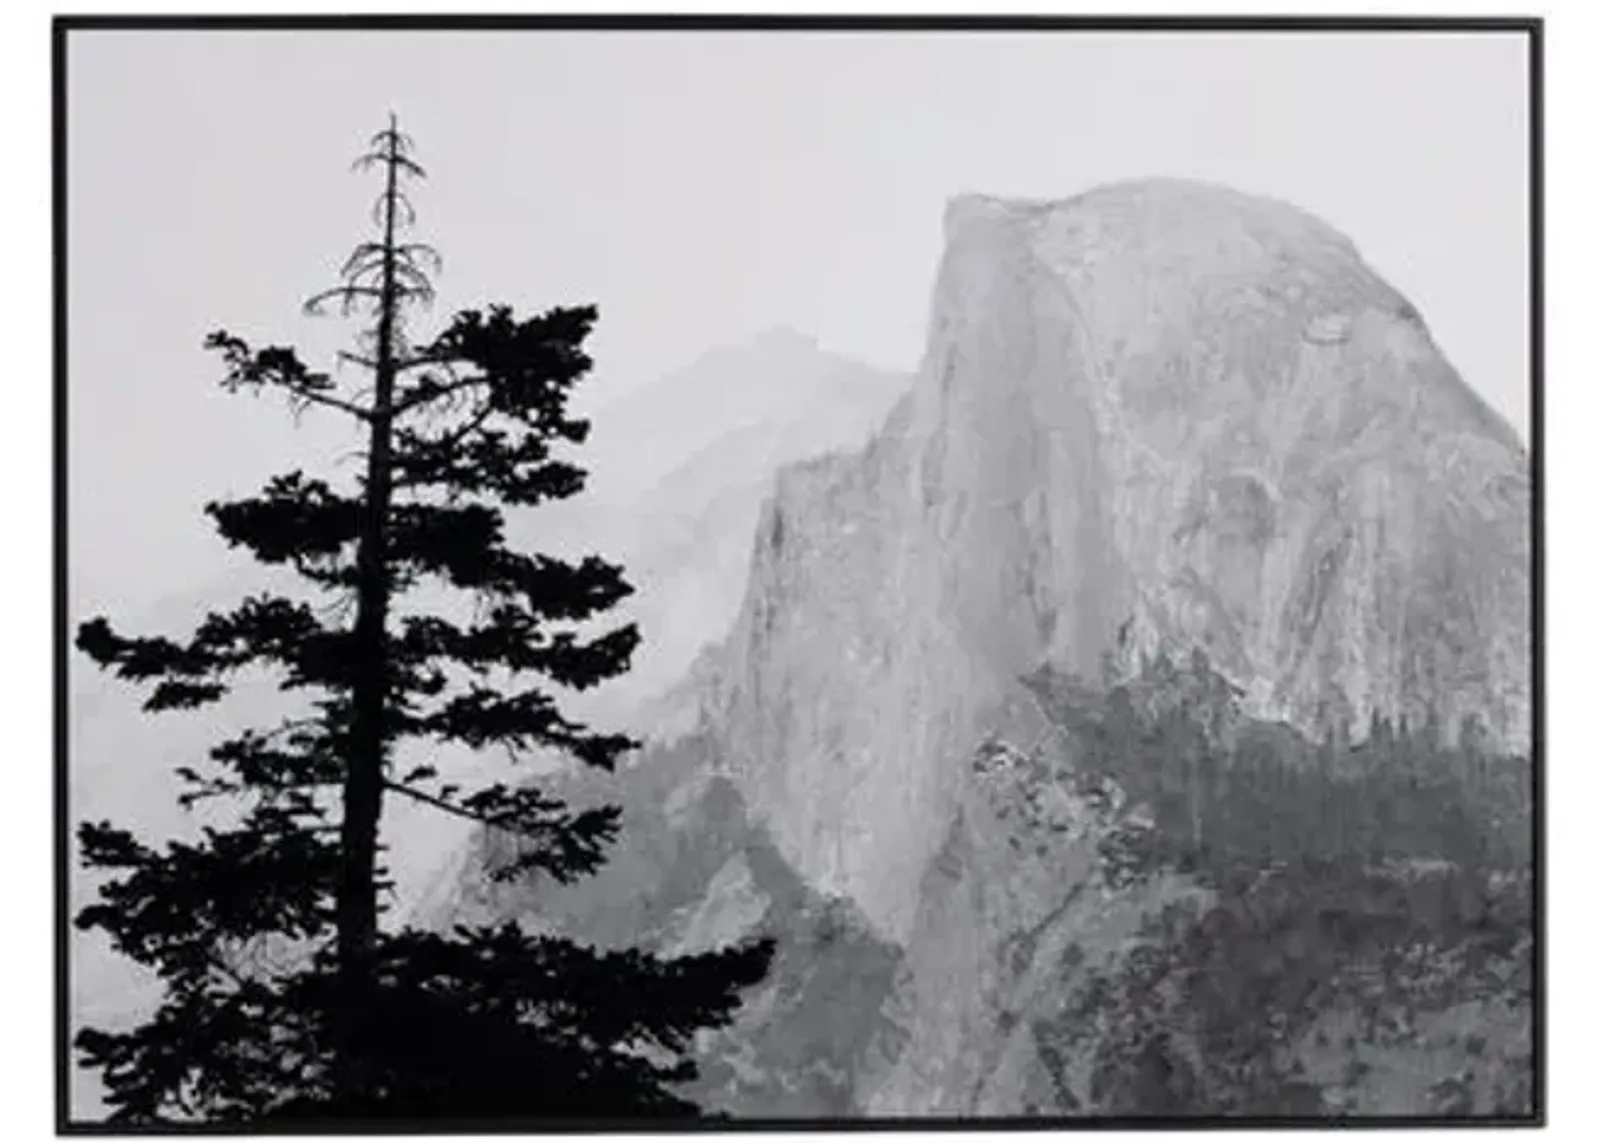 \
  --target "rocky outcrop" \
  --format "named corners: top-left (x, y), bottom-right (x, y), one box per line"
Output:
top-left (859, 735), bottom-right (1207, 1115)
top-left (439, 179), bottom-right (1531, 1119)
top-left (520, 328), bottom-right (909, 719)
top-left (703, 178), bottom-right (1529, 946)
